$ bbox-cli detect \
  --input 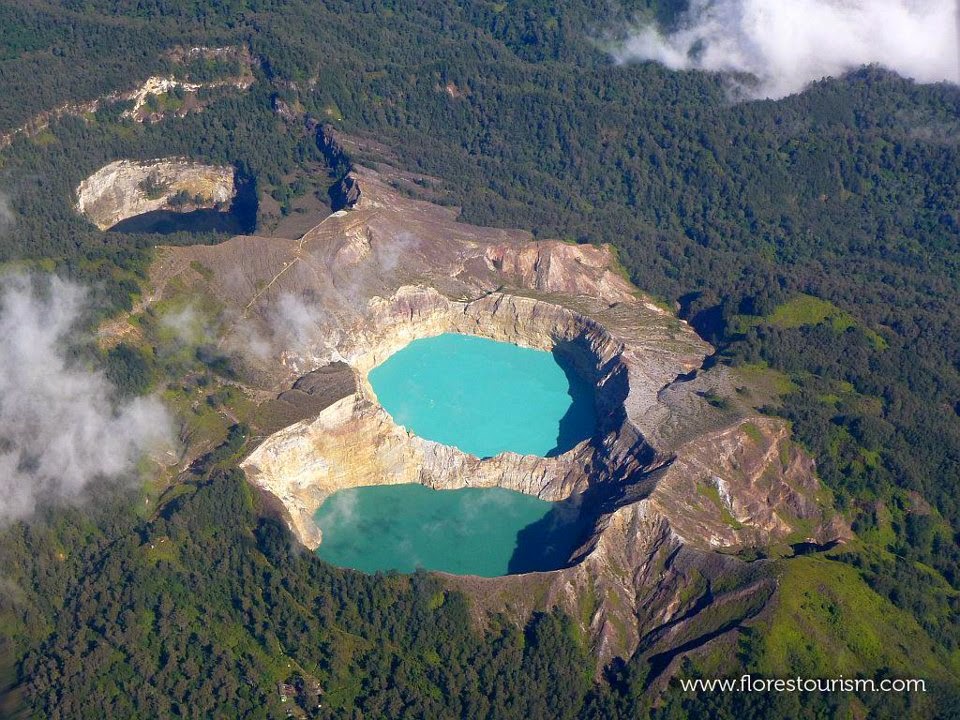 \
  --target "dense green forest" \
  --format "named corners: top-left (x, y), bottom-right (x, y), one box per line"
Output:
top-left (0, 0), bottom-right (958, 717)
top-left (3, 453), bottom-right (954, 718)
